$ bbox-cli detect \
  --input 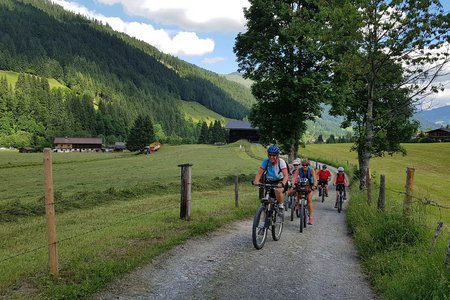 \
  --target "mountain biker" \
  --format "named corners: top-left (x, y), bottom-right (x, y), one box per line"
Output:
top-left (253, 145), bottom-right (289, 210)
top-left (291, 159), bottom-right (317, 224)
top-left (333, 166), bottom-right (349, 208)
top-left (287, 158), bottom-right (301, 197)
top-left (317, 164), bottom-right (332, 197)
